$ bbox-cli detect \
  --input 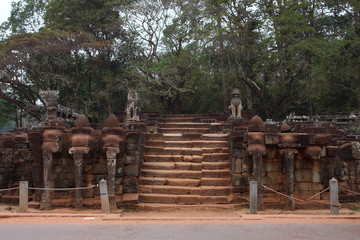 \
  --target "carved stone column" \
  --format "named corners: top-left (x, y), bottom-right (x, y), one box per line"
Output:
top-left (352, 142), bottom-right (360, 188)
top-left (247, 116), bottom-right (266, 210)
top-left (69, 115), bottom-right (92, 209)
top-left (102, 115), bottom-right (125, 210)
top-left (106, 148), bottom-right (120, 207)
top-left (40, 120), bottom-right (64, 210)
top-left (284, 150), bottom-right (295, 210)
top-left (278, 123), bottom-right (299, 211)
